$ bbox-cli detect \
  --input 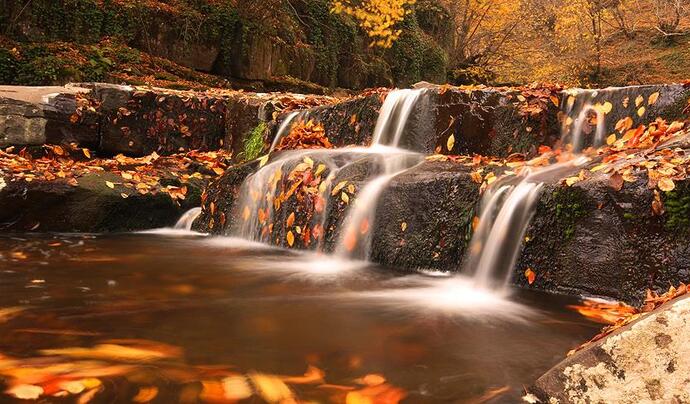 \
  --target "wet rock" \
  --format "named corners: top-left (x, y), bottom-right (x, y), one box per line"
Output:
top-left (530, 295), bottom-right (690, 403)
top-left (0, 172), bottom-right (202, 233)
top-left (435, 87), bottom-right (561, 157)
top-left (90, 84), bottom-right (229, 156)
top-left (370, 161), bottom-right (479, 270)
top-left (0, 85), bottom-right (99, 149)
top-left (516, 168), bottom-right (690, 304)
